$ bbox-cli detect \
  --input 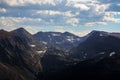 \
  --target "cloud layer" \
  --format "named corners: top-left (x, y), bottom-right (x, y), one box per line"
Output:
top-left (0, 0), bottom-right (120, 36)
